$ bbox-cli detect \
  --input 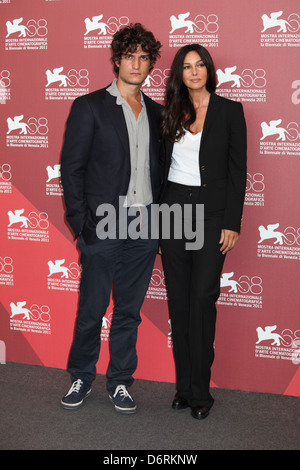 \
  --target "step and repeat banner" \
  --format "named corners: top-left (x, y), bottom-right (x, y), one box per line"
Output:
top-left (0, 0), bottom-right (299, 396)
